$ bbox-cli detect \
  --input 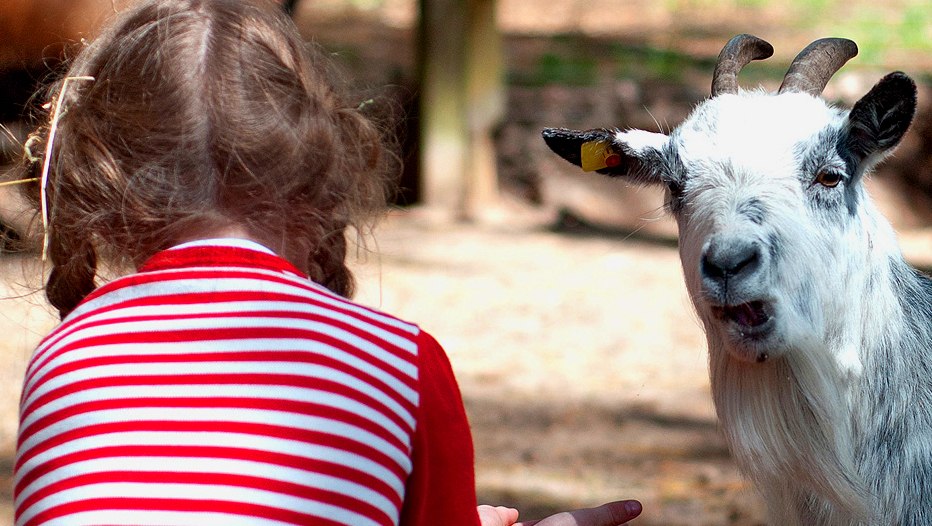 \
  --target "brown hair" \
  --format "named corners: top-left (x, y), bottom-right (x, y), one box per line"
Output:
top-left (18, 0), bottom-right (395, 318)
